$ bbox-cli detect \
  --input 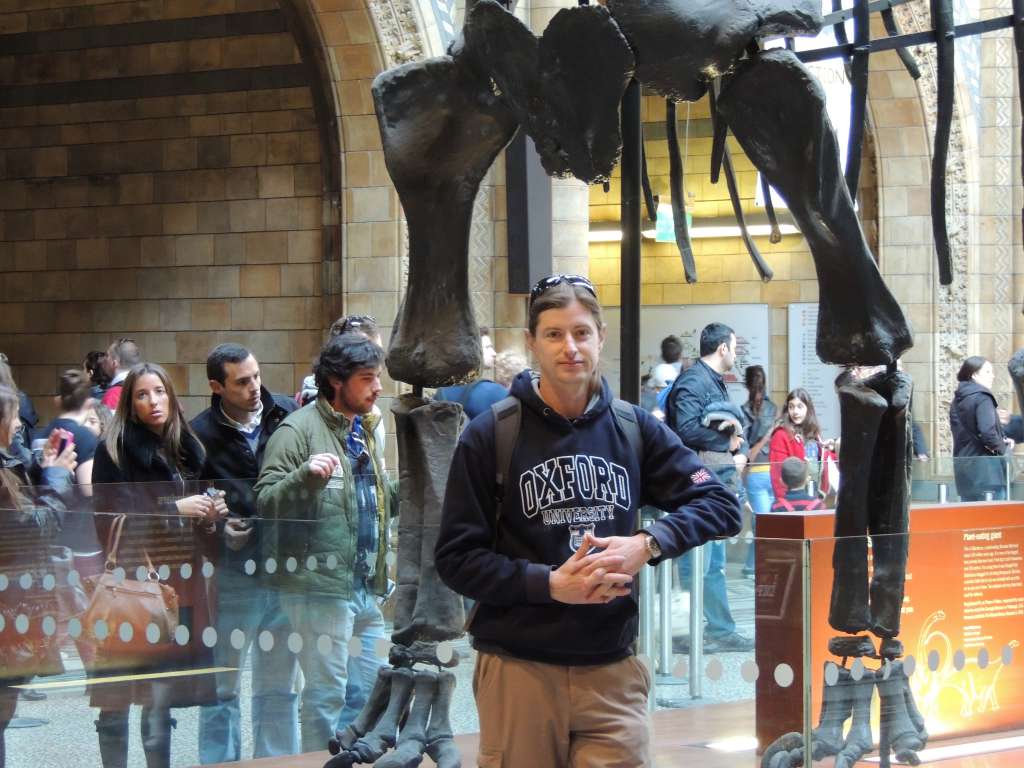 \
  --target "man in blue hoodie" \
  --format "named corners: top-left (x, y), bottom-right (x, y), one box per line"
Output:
top-left (436, 275), bottom-right (740, 767)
